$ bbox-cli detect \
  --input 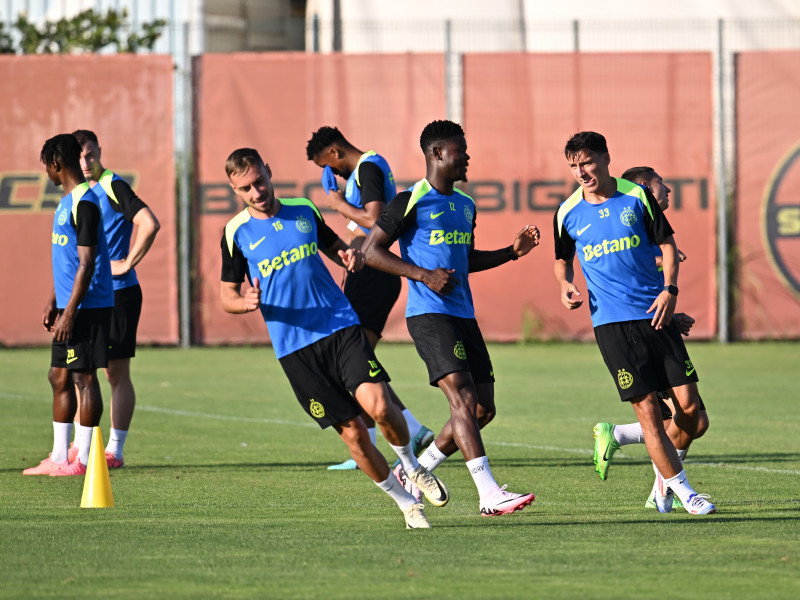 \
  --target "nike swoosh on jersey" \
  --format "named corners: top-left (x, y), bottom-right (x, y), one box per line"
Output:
top-left (369, 368), bottom-right (382, 377)
top-left (577, 224), bottom-right (591, 235)
top-left (250, 236), bottom-right (266, 250)
top-left (430, 211), bottom-right (444, 219)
